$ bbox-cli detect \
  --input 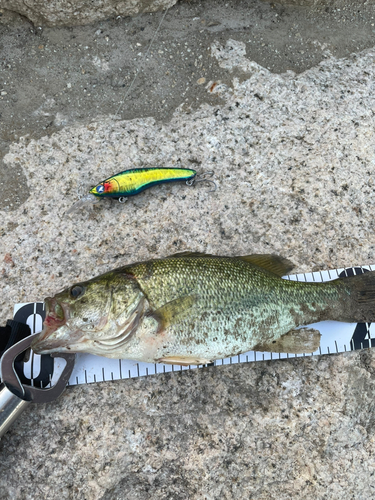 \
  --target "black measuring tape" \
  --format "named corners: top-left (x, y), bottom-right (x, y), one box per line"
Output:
top-left (339, 267), bottom-right (375, 350)
top-left (0, 304), bottom-right (54, 387)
